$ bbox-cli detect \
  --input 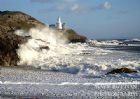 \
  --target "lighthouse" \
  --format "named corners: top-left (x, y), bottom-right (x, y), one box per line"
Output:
top-left (56, 17), bottom-right (62, 30)
top-left (49, 16), bottom-right (66, 30)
